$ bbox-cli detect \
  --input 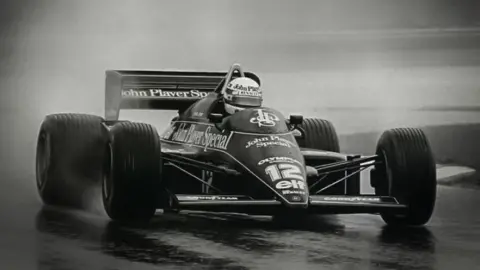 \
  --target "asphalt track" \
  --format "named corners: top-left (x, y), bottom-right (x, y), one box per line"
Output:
top-left (1, 183), bottom-right (480, 270)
